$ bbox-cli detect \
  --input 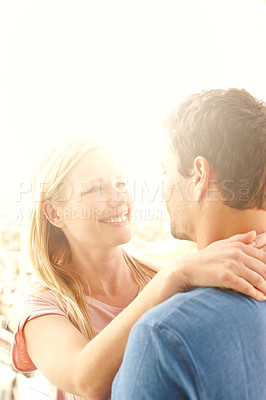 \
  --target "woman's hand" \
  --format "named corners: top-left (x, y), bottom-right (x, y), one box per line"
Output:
top-left (252, 231), bottom-right (266, 251)
top-left (167, 231), bottom-right (266, 302)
